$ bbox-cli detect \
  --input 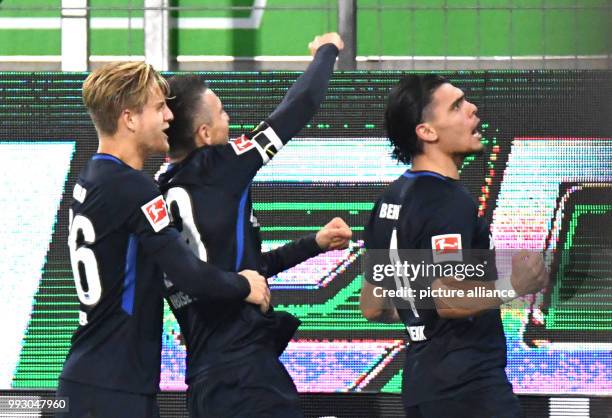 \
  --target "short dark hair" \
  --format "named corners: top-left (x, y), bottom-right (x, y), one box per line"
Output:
top-left (165, 74), bottom-right (209, 159)
top-left (384, 74), bottom-right (448, 164)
